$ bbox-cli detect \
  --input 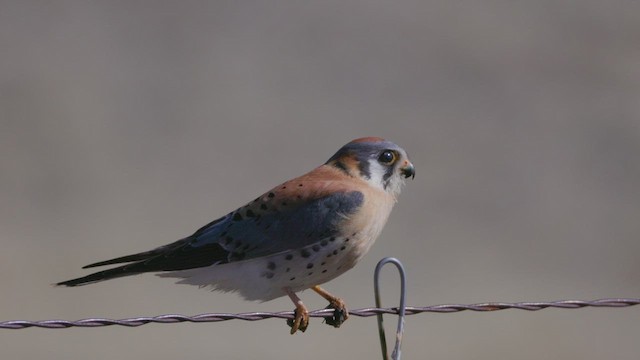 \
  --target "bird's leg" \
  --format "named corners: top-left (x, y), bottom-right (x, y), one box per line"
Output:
top-left (311, 285), bottom-right (349, 328)
top-left (284, 287), bottom-right (309, 334)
